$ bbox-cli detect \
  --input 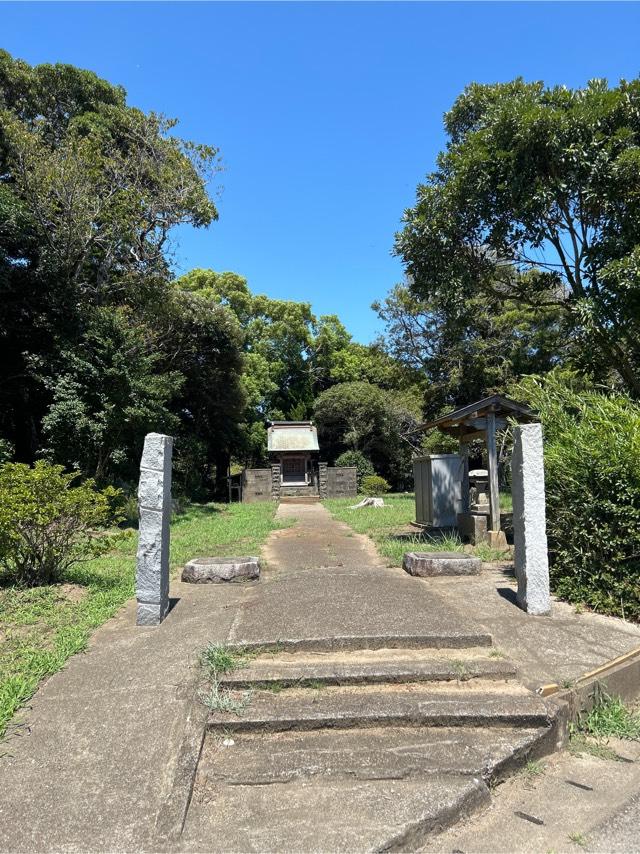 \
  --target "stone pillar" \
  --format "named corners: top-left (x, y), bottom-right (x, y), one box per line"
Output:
top-left (318, 462), bottom-right (328, 499)
top-left (512, 423), bottom-right (551, 616)
top-left (271, 464), bottom-right (281, 501)
top-left (136, 433), bottom-right (173, 626)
